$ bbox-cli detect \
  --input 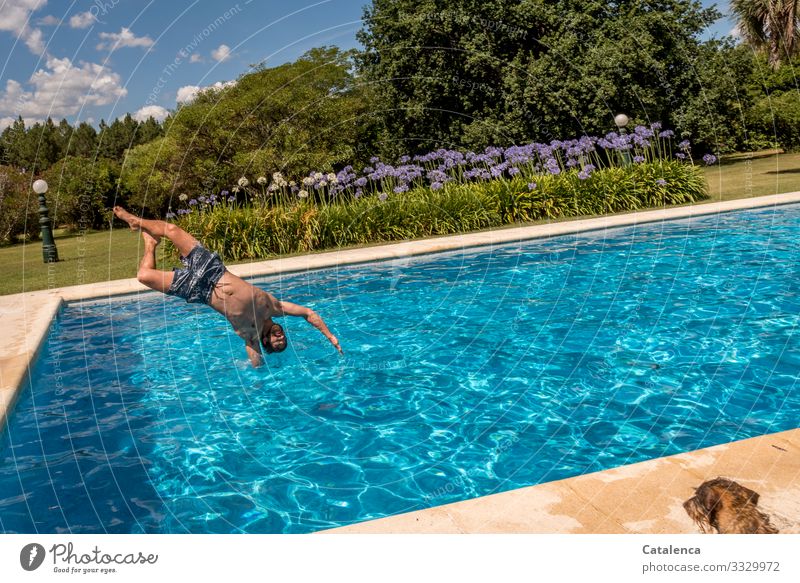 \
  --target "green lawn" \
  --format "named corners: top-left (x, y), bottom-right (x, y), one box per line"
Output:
top-left (3, 149), bottom-right (800, 297)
